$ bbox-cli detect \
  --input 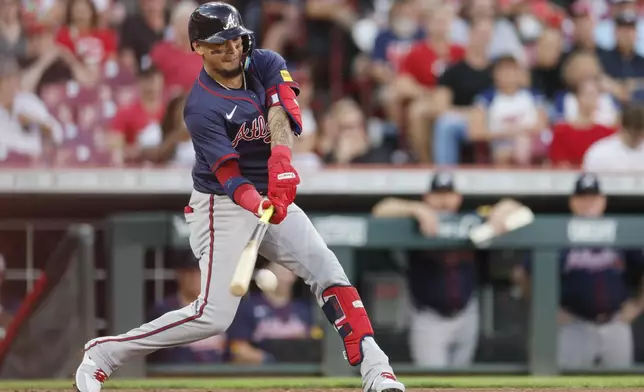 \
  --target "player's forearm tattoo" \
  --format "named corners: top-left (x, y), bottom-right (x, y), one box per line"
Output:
top-left (267, 107), bottom-right (294, 148)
